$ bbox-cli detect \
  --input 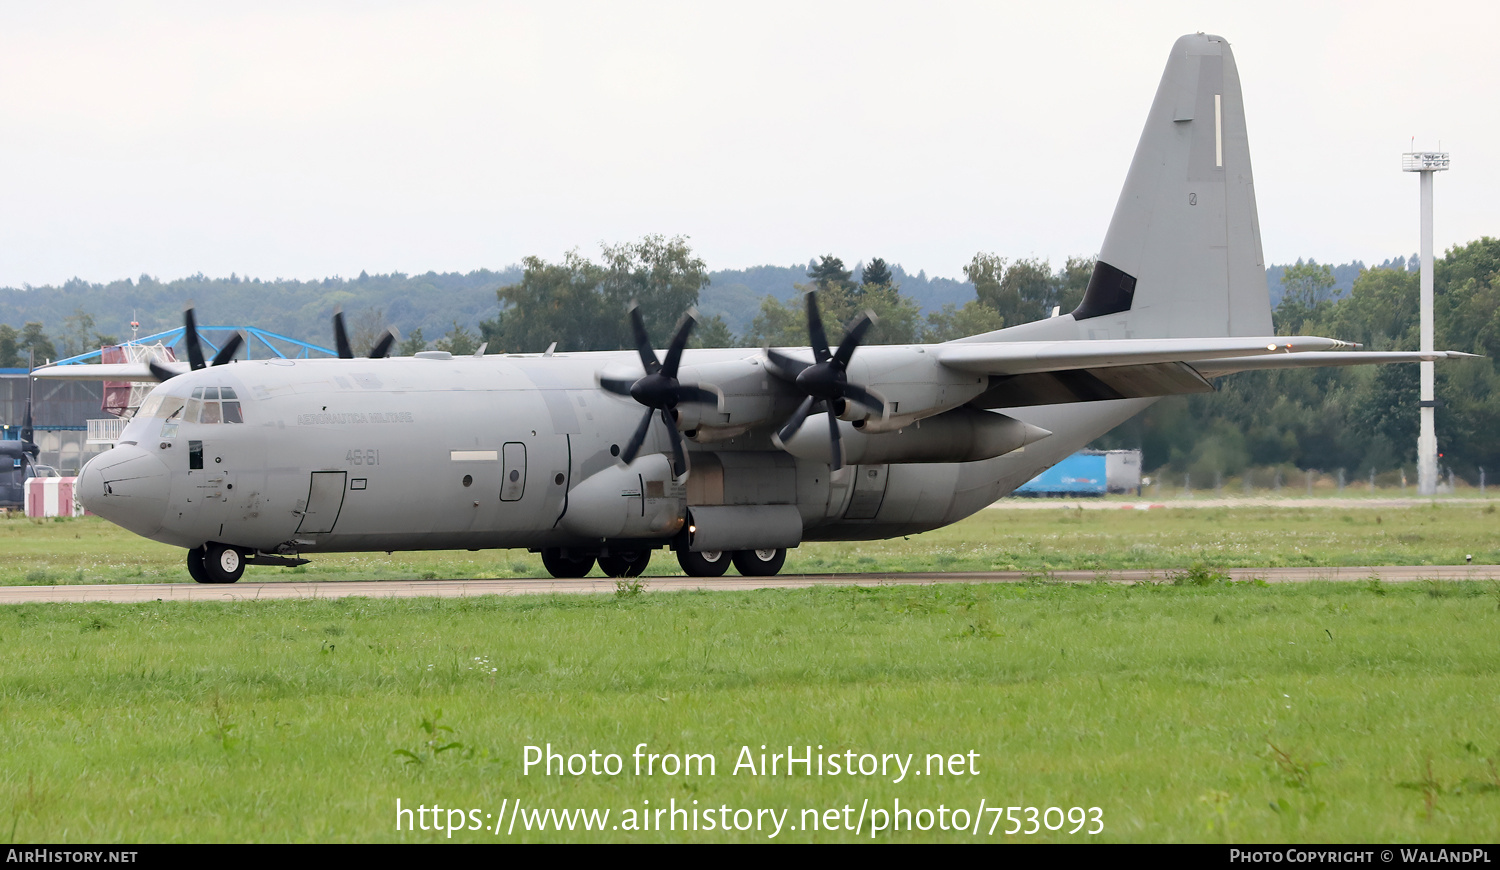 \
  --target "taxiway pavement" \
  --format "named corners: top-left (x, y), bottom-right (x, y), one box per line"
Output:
top-left (1, 564), bottom-right (1496, 604)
